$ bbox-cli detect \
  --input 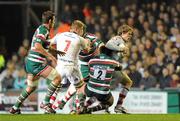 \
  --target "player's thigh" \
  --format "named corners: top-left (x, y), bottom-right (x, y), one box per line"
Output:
top-left (55, 65), bottom-right (69, 80)
top-left (40, 65), bottom-right (60, 81)
top-left (25, 59), bottom-right (48, 76)
top-left (70, 67), bottom-right (83, 87)
top-left (114, 71), bottom-right (132, 85)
